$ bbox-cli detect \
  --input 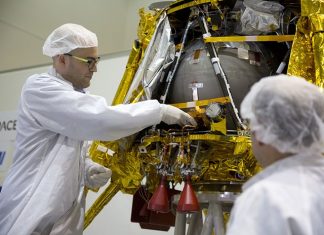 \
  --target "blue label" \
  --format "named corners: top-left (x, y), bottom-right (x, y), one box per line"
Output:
top-left (0, 151), bottom-right (6, 165)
